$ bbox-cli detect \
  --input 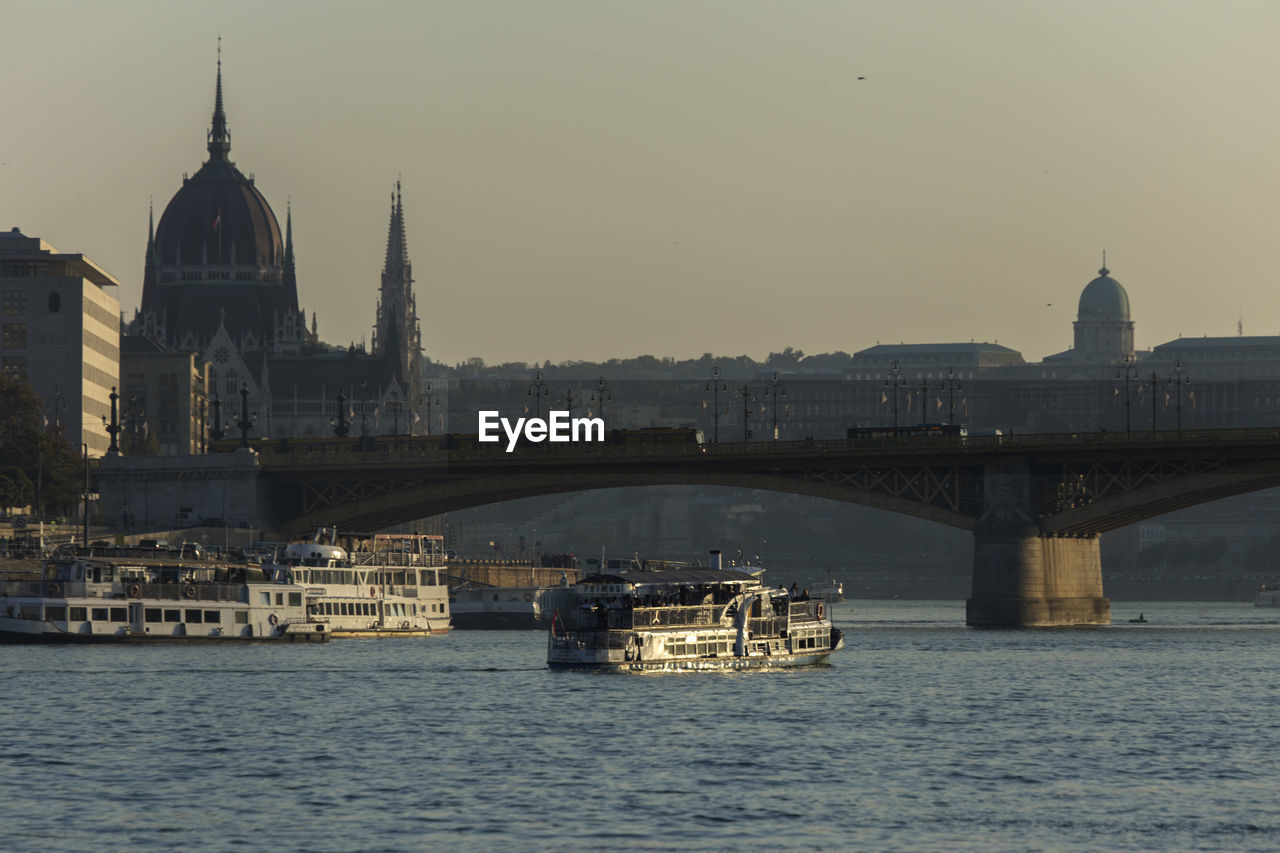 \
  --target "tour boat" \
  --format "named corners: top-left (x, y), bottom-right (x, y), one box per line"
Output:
top-left (450, 585), bottom-right (544, 629)
top-left (0, 548), bottom-right (324, 643)
top-left (812, 576), bottom-right (845, 603)
top-left (1254, 585), bottom-right (1280, 607)
top-left (547, 551), bottom-right (844, 671)
top-left (270, 530), bottom-right (451, 637)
